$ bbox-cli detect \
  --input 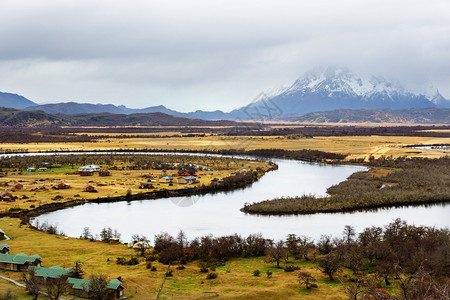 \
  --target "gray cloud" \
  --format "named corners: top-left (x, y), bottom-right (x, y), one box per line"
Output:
top-left (0, 0), bottom-right (449, 111)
